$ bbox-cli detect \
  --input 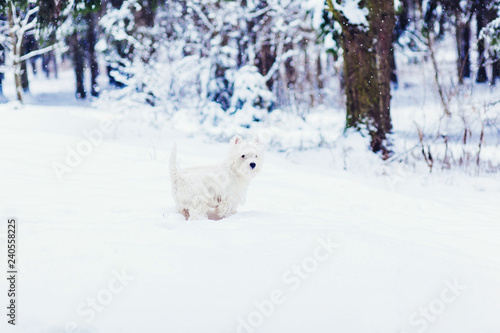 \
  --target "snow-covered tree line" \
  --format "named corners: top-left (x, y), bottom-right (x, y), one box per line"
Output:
top-left (1, 0), bottom-right (500, 159)
top-left (95, 0), bottom-right (331, 117)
